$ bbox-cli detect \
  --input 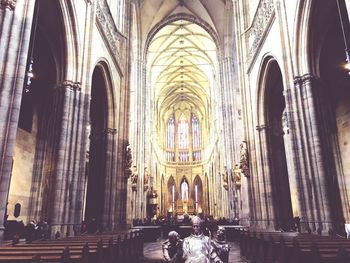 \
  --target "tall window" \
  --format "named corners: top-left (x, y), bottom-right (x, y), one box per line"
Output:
top-left (166, 115), bottom-right (175, 149)
top-left (164, 112), bottom-right (201, 163)
top-left (178, 114), bottom-right (189, 149)
top-left (192, 114), bottom-right (200, 148)
top-left (192, 114), bottom-right (201, 161)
